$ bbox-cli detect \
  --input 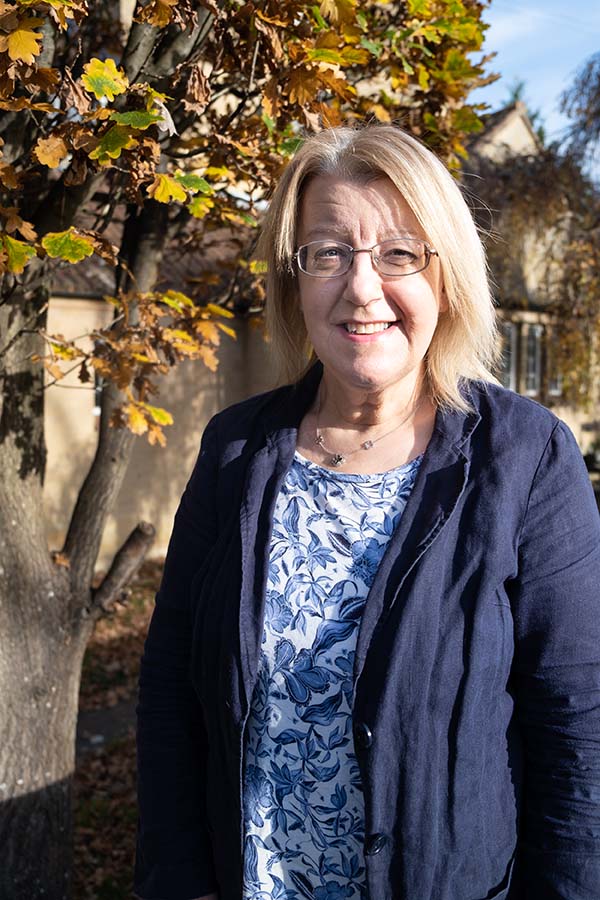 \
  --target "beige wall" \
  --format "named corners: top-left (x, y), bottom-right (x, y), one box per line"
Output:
top-left (43, 297), bottom-right (275, 571)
